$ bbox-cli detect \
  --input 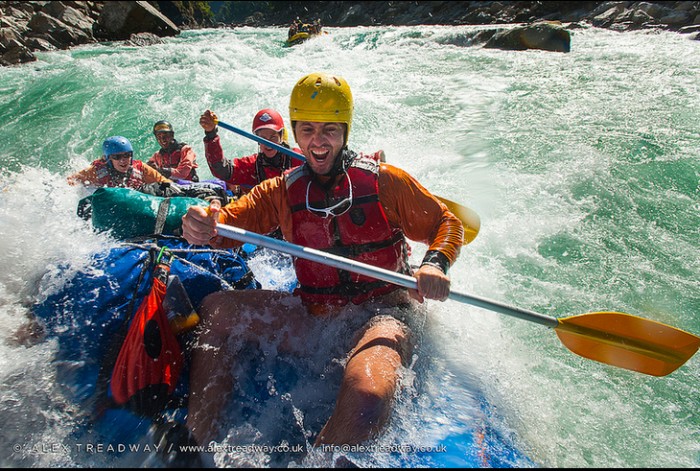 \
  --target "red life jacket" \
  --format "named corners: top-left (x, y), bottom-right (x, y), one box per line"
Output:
top-left (285, 152), bottom-right (410, 306)
top-left (233, 151), bottom-right (303, 195)
top-left (154, 143), bottom-right (198, 181)
top-left (93, 159), bottom-right (145, 189)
